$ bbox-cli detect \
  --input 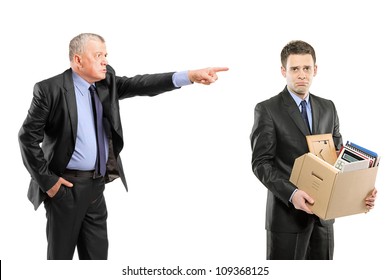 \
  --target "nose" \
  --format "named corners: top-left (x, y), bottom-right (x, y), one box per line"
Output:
top-left (298, 69), bottom-right (306, 79)
top-left (101, 57), bottom-right (108, 66)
